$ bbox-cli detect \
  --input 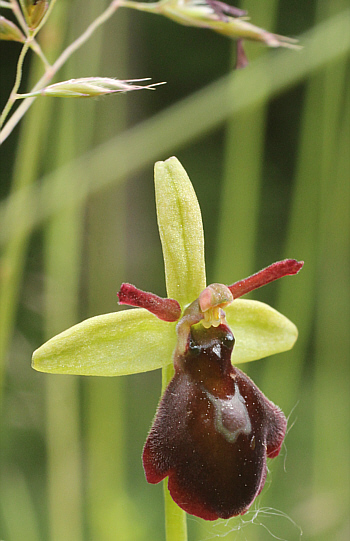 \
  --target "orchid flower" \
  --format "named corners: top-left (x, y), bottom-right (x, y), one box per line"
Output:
top-left (32, 157), bottom-right (303, 521)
